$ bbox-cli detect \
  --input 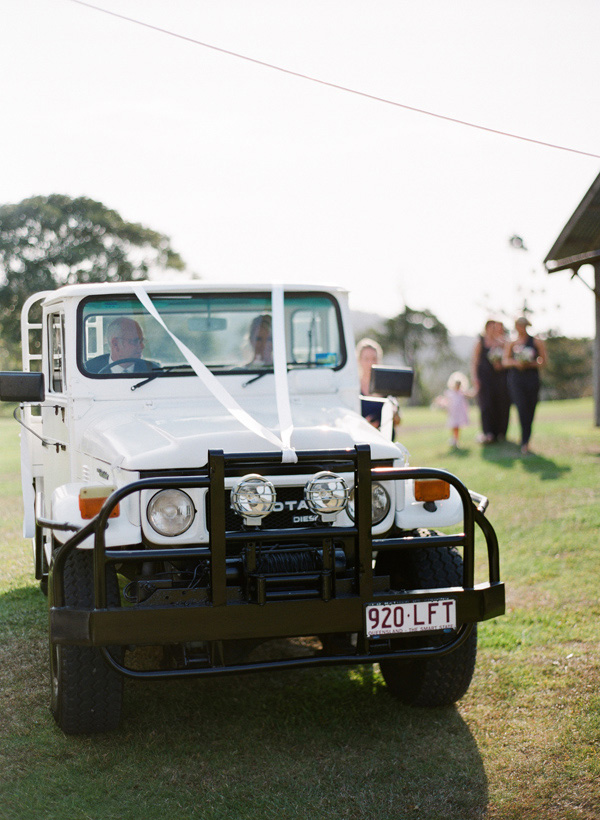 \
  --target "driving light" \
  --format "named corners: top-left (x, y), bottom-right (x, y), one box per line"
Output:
top-left (348, 482), bottom-right (391, 525)
top-left (231, 474), bottom-right (276, 521)
top-left (147, 489), bottom-right (195, 536)
top-left (304, 471), bottom-right (349, 518)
